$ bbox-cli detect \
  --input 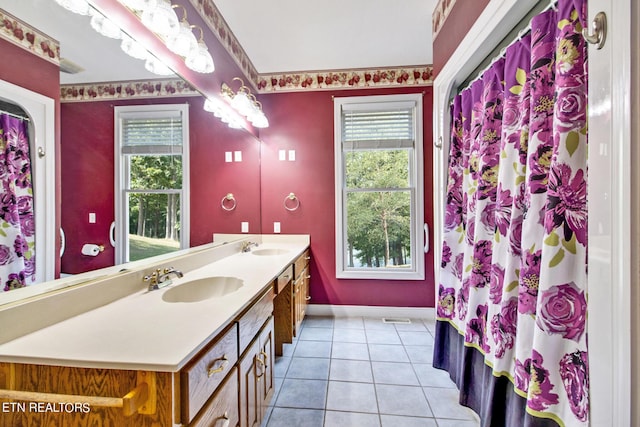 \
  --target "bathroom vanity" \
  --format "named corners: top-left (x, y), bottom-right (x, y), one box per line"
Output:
top-left (0, 235), bottom-right (310, 426)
